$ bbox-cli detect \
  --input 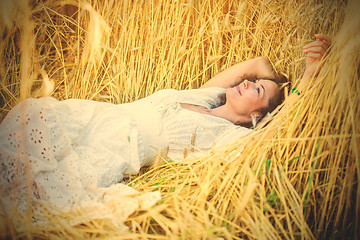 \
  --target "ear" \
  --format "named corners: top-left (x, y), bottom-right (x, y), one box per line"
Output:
top-left (250, 111), bottom-right (261, 128)
top-left (250, 111), bottom-right (261, 119)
